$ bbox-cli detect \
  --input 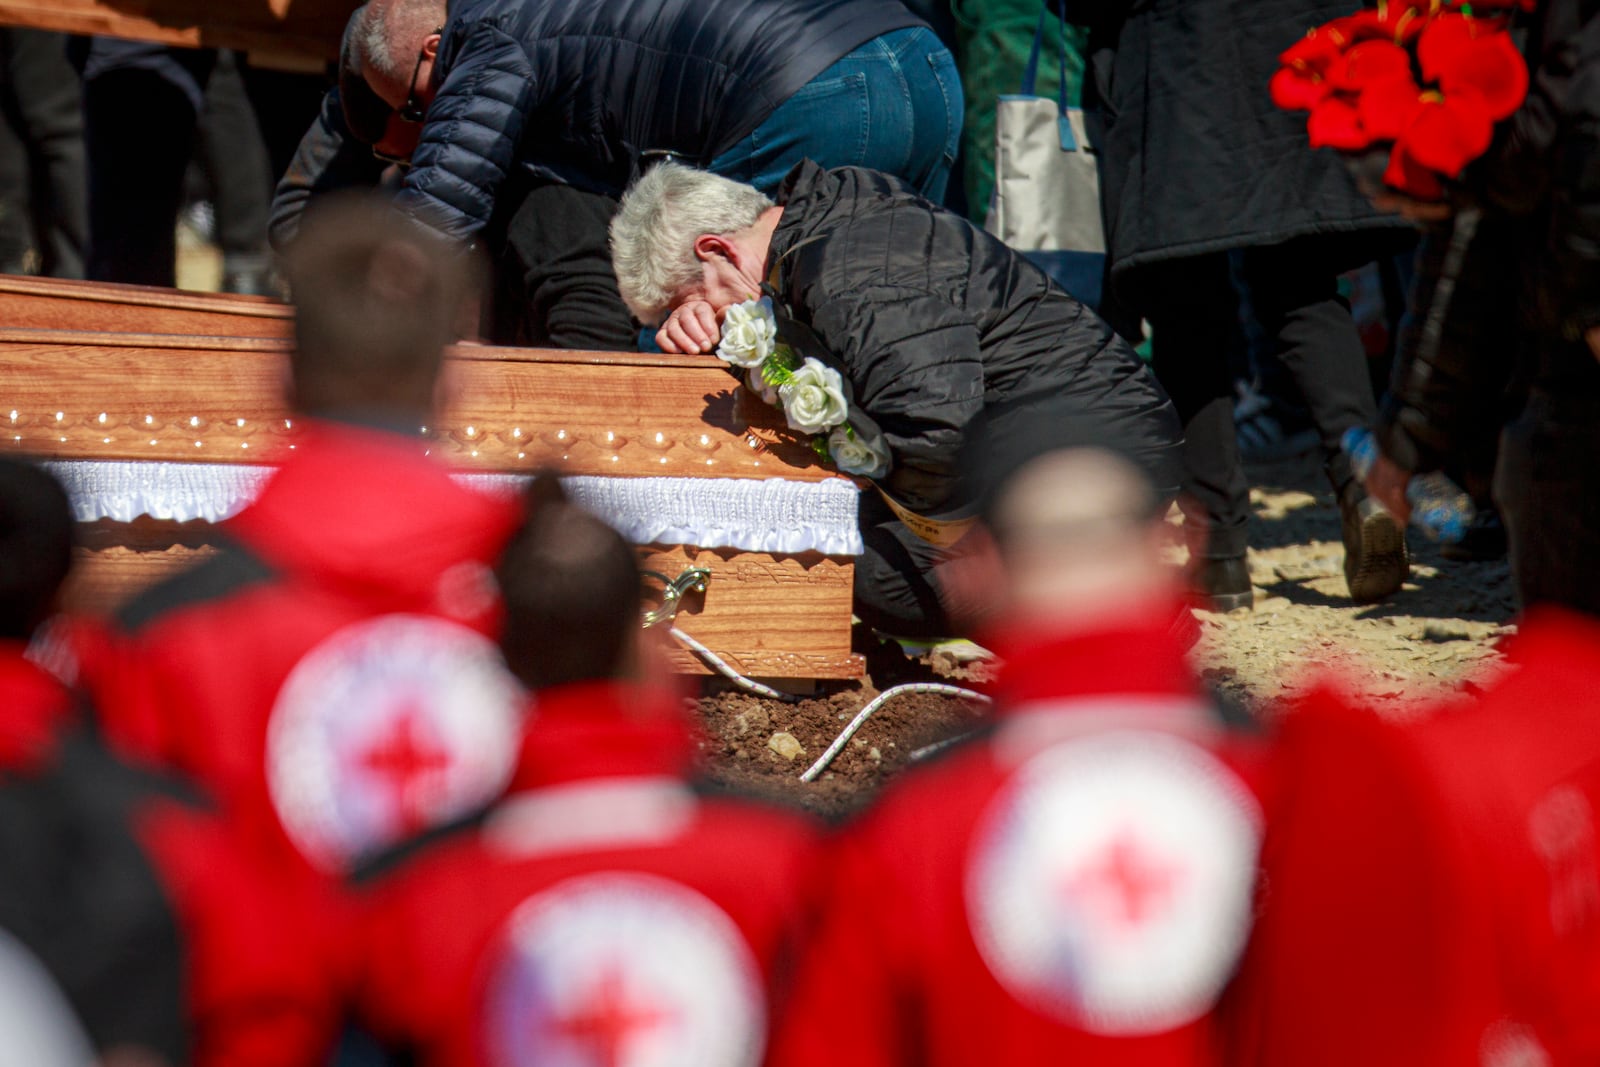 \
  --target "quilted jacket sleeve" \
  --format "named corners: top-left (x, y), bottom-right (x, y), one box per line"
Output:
top-left (395, 21), bottom-right (535, 242)
top-left (806, 285), bottom-right (985, 515)
top-left (268, 89), bottom-right (388, 253)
